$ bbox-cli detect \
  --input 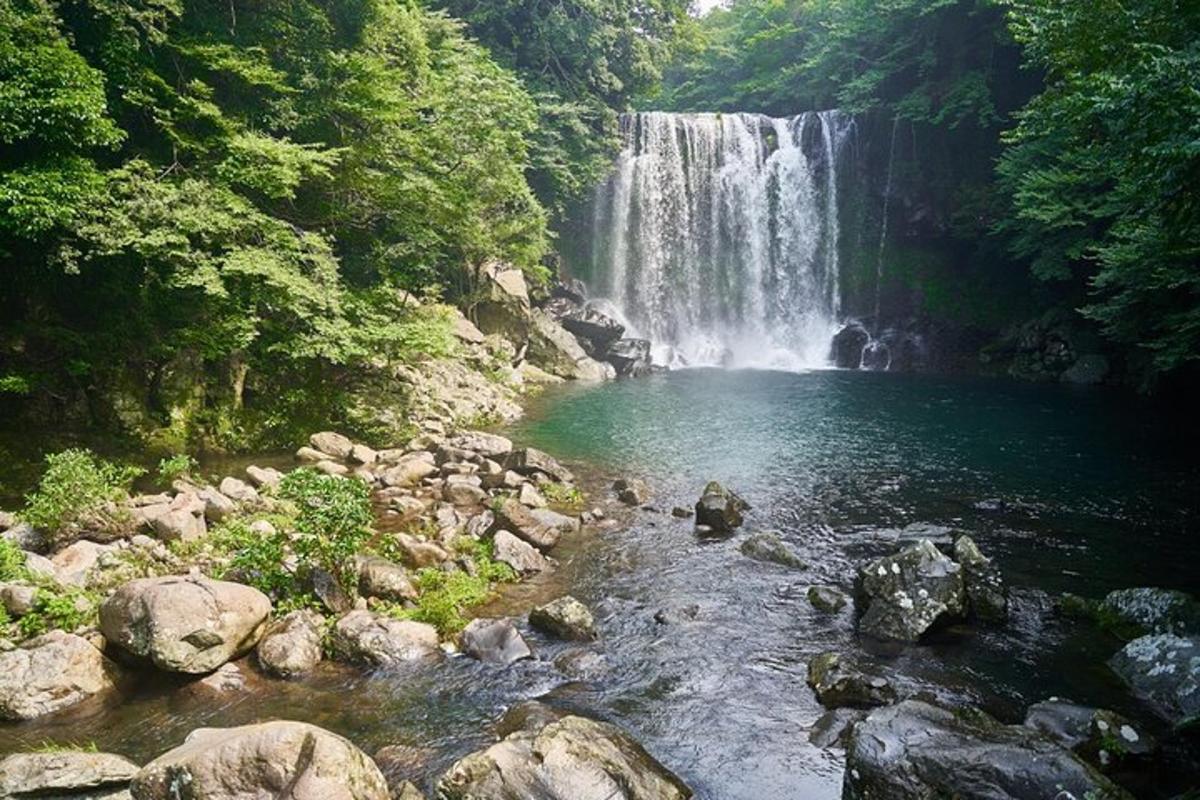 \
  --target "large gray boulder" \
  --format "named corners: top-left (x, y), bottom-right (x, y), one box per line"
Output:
top-left (99, 575), bottom-right (272, 674)
top-left (857, 539), bottom-right (966, 641)
top-left (310, 431), bottom-right (356, 460)
top-left (131, 720), bottom-right (389, 799)
top-left (437, 714), bottom-right (691, 800)
top-left (447, 431), bottom-right (513, 459)
top-left (527, 309), bottom-right (615, 381)
top-left (330, 610), bottom-right (441, 667)
top-left (0, 750), bottom-right (139, 797)
top-left (502, 448), bottom-right (575, 483)
top-left (1024, 699), bottom-right (1156, 770)
top-left (560, 307), bottom-right (625, 353)
top-left (0, 631), bottom-right (120, 720)
top-left (952, 535), bottom-right (1007, 622)
top-left (1108, 633), bottom-right (1200, 726)
top-left (459, 617), bottom-right (533, 666)
top-left (740, 531), bottom-right (805, 568)
top-left (256, 609), bottom-right (325, 678)
top-left (606, 338), bottom-right (653, 377)
top-left (492, 499), bottom-right (562, 551)
top-left (843, 700), bottom-right (1130, 800)
top-left (694, 482), bottom-right (748, 533)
